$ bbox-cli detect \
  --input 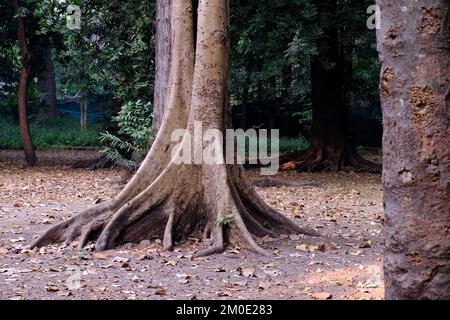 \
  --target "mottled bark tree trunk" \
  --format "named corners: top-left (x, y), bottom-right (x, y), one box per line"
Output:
top-left (377, 0), bottom-right (450, 299)
top-left (12, 0), bottom-right (37, 166)
top-left (32, 0), bottom-right (317, 256)
top-left (36, 37), bottom-right (58, 118)
top-left (153, 0), bottom-right (172, 129)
